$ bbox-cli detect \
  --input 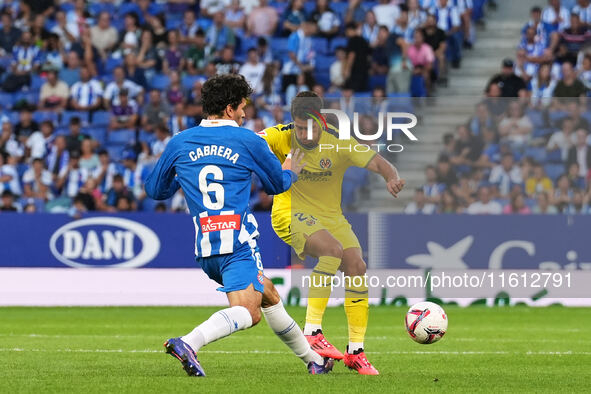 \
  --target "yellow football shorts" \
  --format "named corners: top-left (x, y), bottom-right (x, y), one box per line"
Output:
top-left (272, 210), bottom-right (361, 259)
